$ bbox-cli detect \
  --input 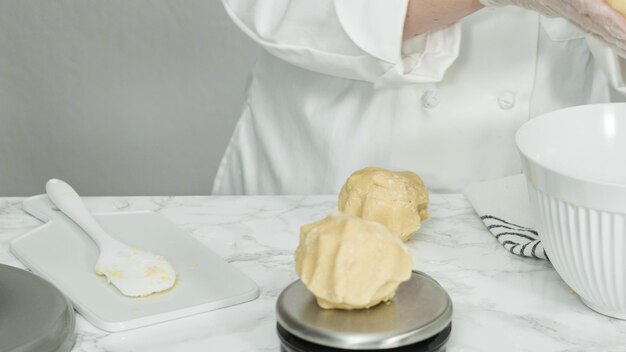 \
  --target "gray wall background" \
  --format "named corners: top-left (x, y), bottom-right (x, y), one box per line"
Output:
top-left (0, 1), bottom-right (260, 196)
